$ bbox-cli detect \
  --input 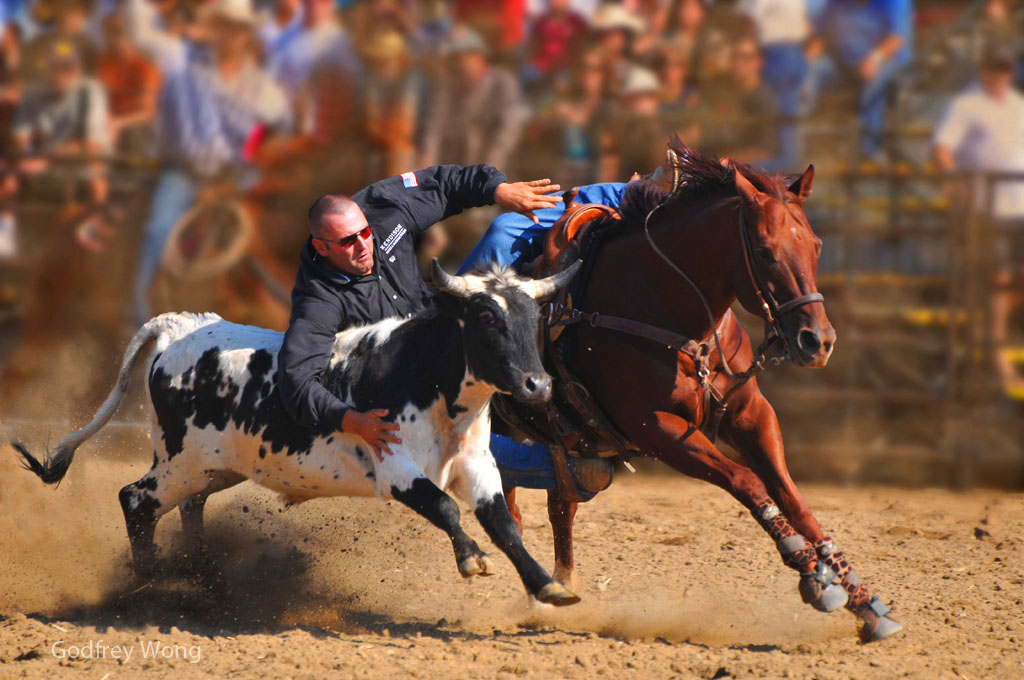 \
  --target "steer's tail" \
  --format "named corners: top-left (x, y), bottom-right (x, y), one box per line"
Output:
top-left (12, 315), bottom-right (168, 485)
